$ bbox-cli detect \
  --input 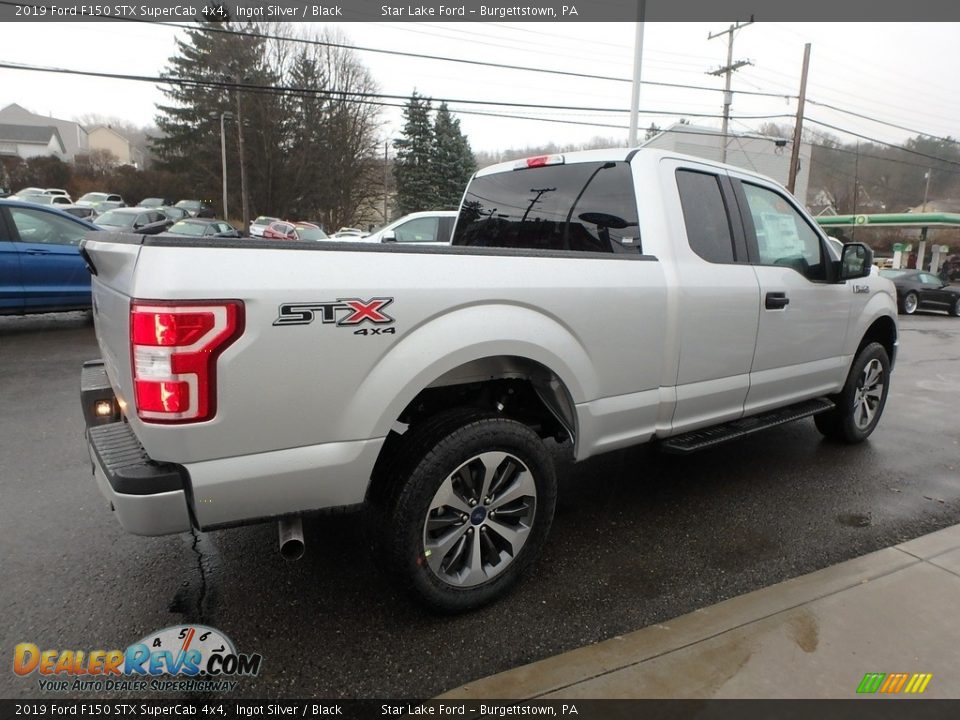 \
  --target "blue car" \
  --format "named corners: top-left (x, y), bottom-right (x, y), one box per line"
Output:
top-left (0, 198), bottom-right (98, 315)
